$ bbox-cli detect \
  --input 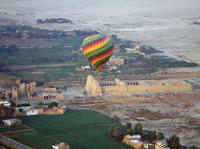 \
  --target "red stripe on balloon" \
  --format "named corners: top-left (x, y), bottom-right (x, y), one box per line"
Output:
top-left (82, 36), bottom-right (107, 53)
top-left (89, 46), bottom-right (114, 64)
